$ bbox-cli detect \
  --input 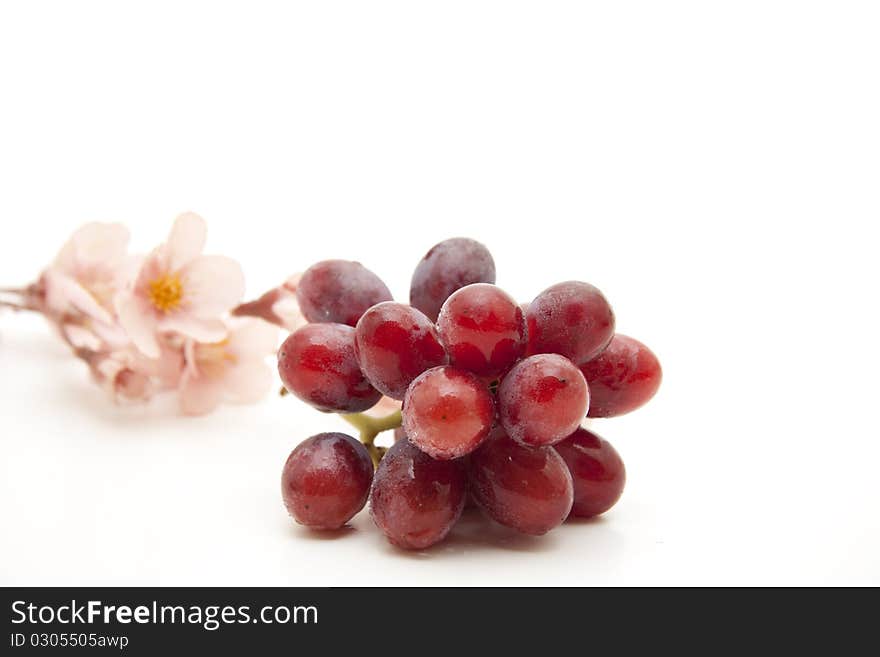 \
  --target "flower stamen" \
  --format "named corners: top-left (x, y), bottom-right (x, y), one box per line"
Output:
top-left (148, 274), bottom-right (184, 313)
